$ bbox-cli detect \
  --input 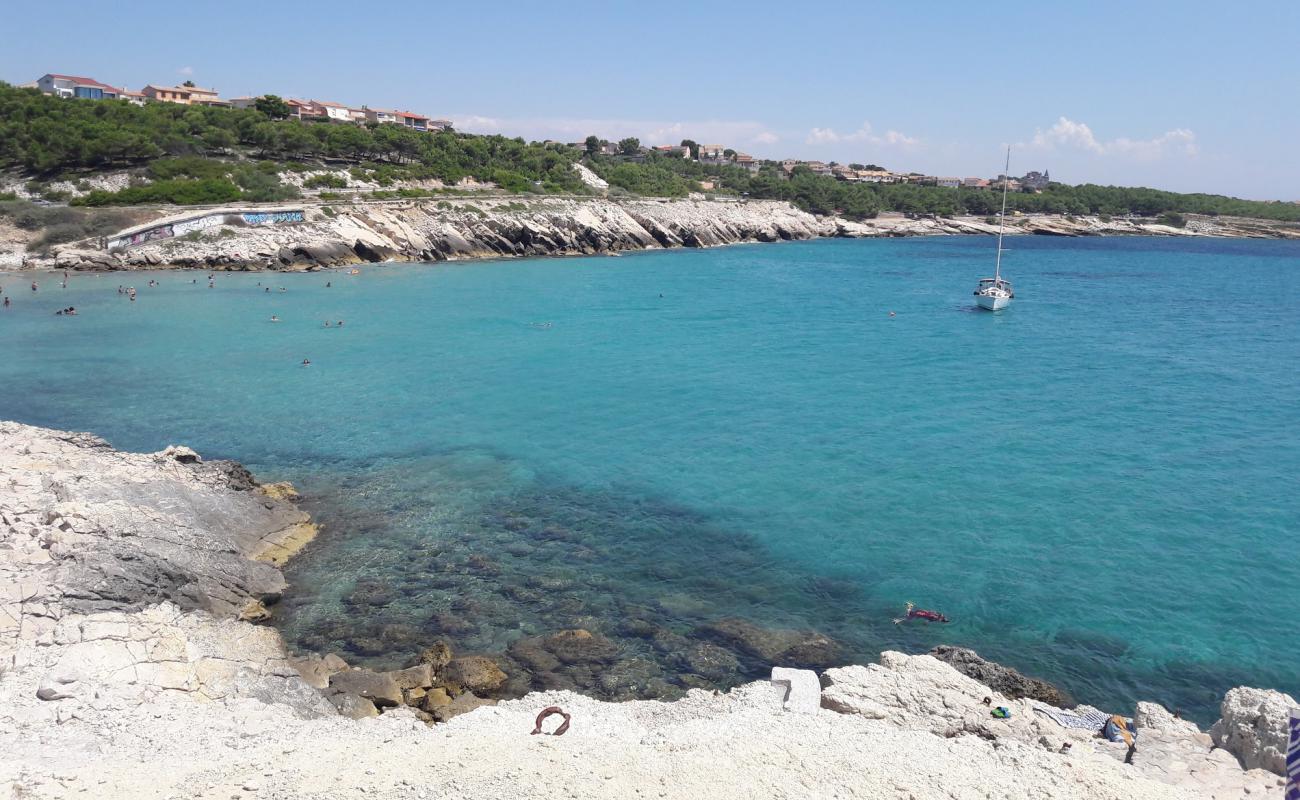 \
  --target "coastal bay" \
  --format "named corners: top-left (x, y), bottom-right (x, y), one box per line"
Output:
top-left (2, 236), bottom-right (1297, 725)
